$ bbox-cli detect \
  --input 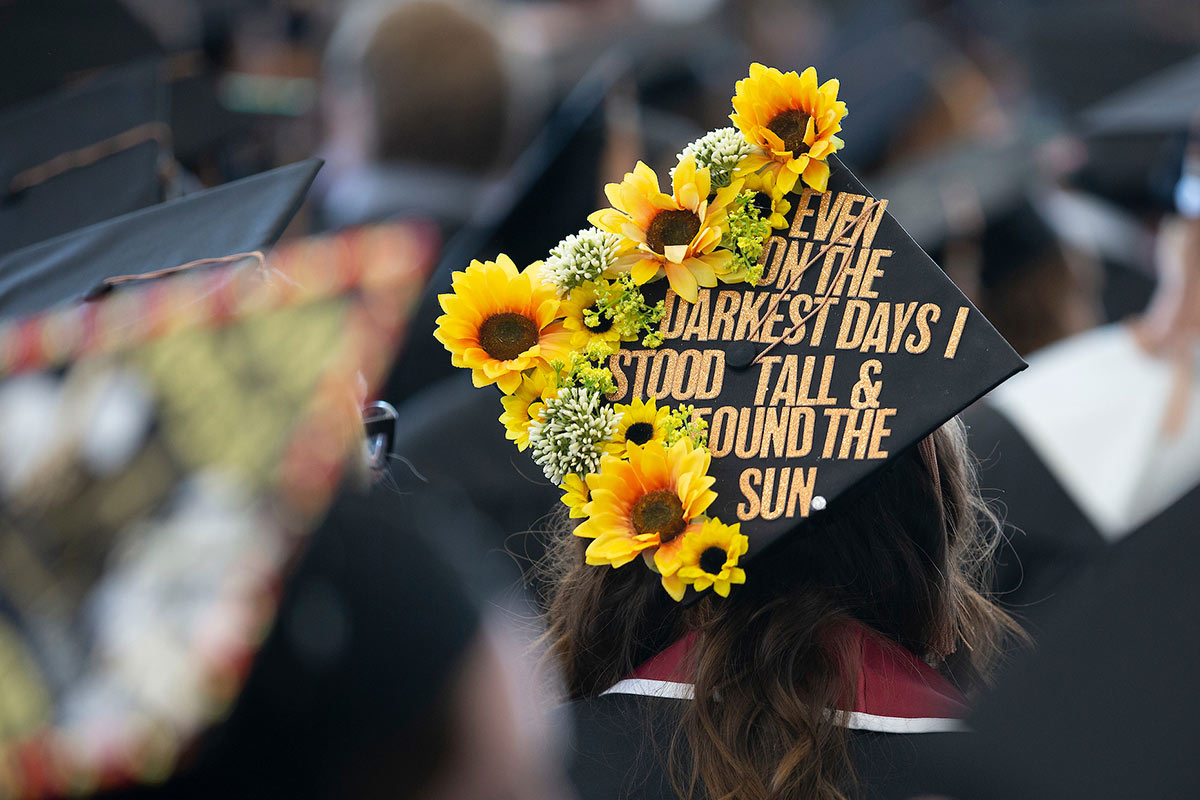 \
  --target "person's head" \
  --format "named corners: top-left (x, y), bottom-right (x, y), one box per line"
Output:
top-left (543, 418), bottom-right (1021, 800)
top-left (323, 0), bottom-right (510, 174)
